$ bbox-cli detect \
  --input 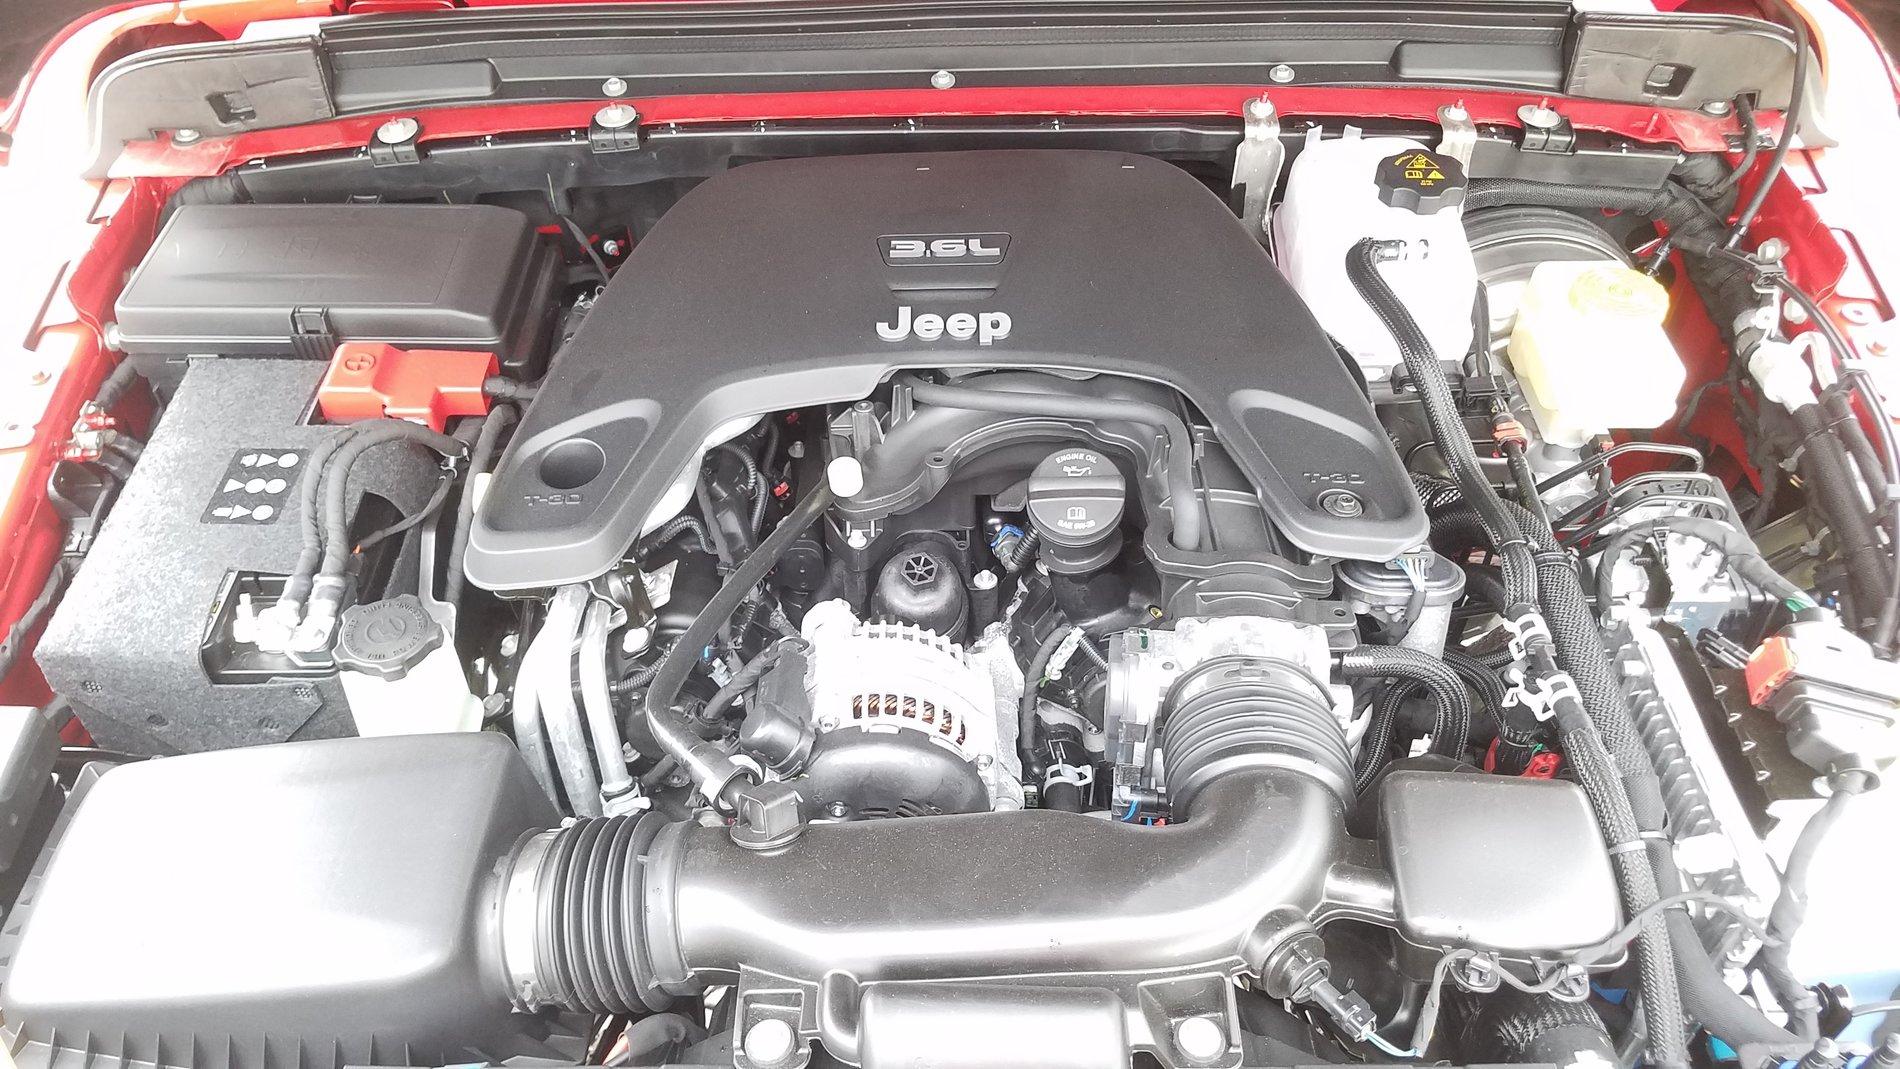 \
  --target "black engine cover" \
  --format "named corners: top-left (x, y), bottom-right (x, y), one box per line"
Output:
top-left (468, 149), bottom-right (1424, 590)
